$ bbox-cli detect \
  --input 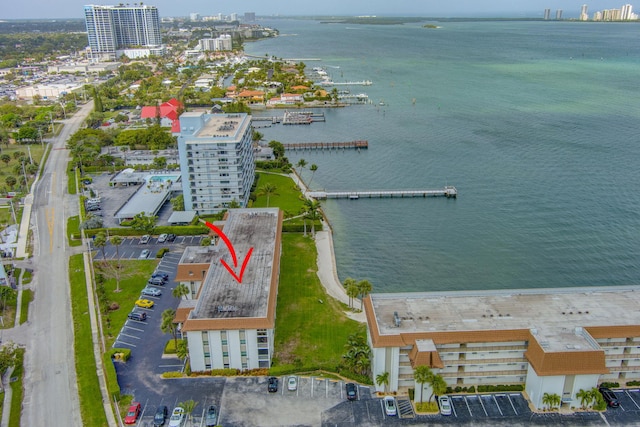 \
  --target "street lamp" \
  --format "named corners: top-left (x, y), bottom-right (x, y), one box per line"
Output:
top-left (59, 102), bottom-right (66, 119)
